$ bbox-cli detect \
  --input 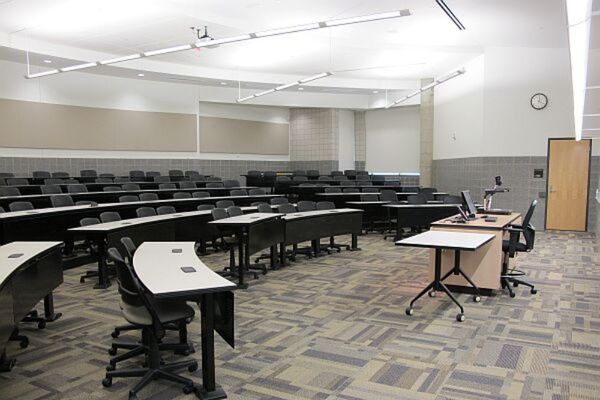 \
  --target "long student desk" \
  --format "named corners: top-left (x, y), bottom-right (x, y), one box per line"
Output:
top-left (133, 242), bottom-right (235, 399)
top-left (0, 194), bottom-right (282, 247)
top-left (0, 186), bottom-right (259, 208)
top-left (314, 192), bottom-right (448, 208)
top-left (291, 185), bottom-right (420, 196)
top-left (10, 175), bottom-right (209, 185)
top-left (4, 183), bottom-right (251, 196)
top-left (428, 212), bottom-right (521, 291)
top-left (383, 204), bottom-right (461, 240)
top-left (1, 241), bottom-right (63, 371)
